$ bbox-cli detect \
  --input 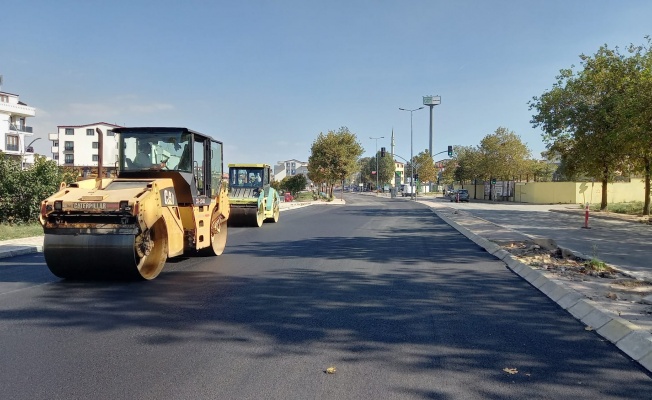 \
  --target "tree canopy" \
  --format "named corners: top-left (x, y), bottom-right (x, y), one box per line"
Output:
top-left (307, 127), bottom-right (363, 197)
top-left (530, 39), bottom-right (652, 211)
